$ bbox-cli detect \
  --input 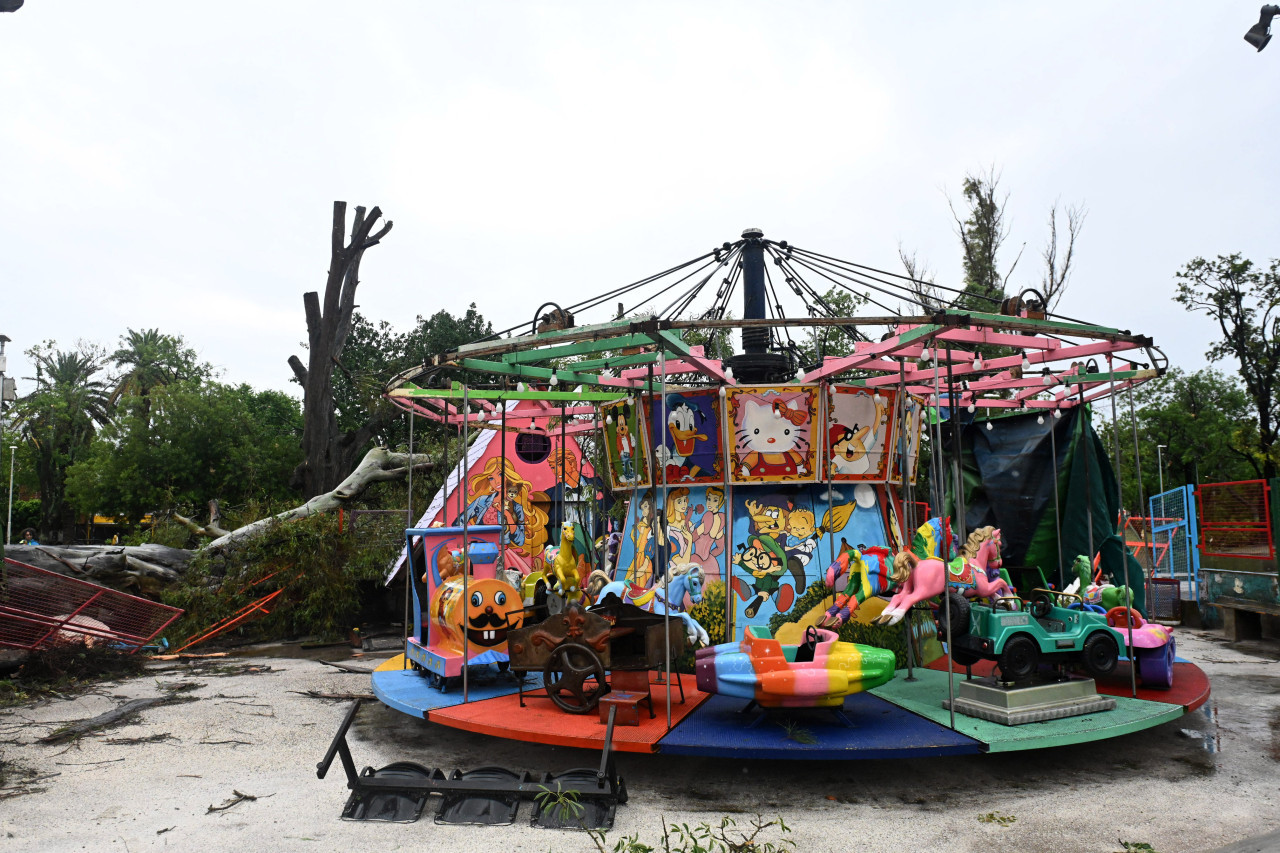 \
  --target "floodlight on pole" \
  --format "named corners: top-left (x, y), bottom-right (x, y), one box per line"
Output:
top-left (1245, 5), bottom-right (1280, 51)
